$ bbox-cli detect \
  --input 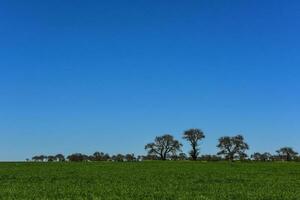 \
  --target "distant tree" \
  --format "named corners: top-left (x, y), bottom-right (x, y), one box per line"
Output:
top-left (183, 128), bottom-right (205, 161)
top-left (47, 155), bottom-right (56, 162)
top-left (92, 152), bottom-right (110, 161)
top-left (55, 154), bottom-right (65, 162)
top-left (145, 134), bottom-right (182, 160)
top-left (251, 152), bottom-right (272, 161)
top-left (270, 155), bottom-right (281, 161)
top-left (112, 154), bottom-right (125, 162)
top-left (294, 156), bottom-right (300, 162)
top-left (137, 155), bottom-right (143, 161)
top-left (93, 152), bottom-right (102, 161)
top-left (142, 155), bottom-right (159, 161)
top-left (32, 156), bottom-right (39, 162)
top-left (125, 154), bottom-right (136, 162)
top-left (276, 147), bottom-right (298, 161)
top-left (32, 155), bottom-right (46, 162)
top-left (261, 152), bottom-right (272, 161)
top-left (199, 154), bottom-right (222, 161)
top-left (170, 153), bottom-right (188, 161)
top-left (103, 153), bottom-right (110, 161)
top-left (178, 152), bottom-right (188, 160)
top-left (67, 153), bottom-right (89, 162)
top-left (217, 135), bottom-right (249, 161)
top-left (251, 152), bottom-right (262, 161)
top-left (40, 155), bottom-right (47, 162)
